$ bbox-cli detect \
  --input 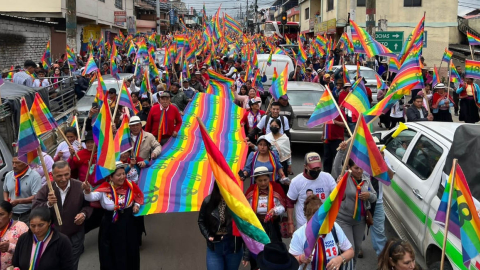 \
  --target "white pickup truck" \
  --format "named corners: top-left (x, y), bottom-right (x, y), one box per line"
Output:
top-left (373, 122), bottom-right (480, 270)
